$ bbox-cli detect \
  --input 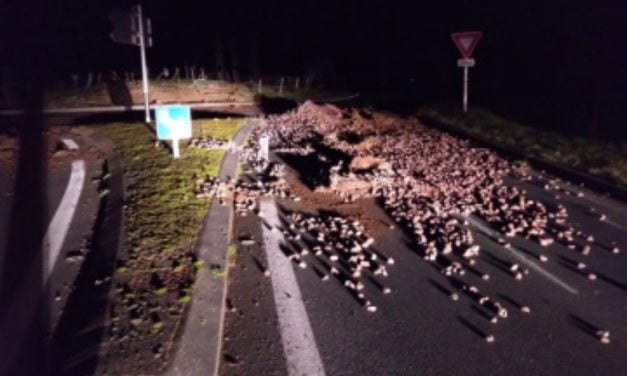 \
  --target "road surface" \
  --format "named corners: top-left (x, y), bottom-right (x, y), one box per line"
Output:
top-left (221, 160), bottom-right (627, 376)
top-left (0, 131), bottom-right (103, 375)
